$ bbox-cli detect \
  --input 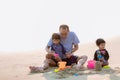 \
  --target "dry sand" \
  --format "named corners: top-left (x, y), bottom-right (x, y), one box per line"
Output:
top-left (0, 36), bottom-right (120, 80)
